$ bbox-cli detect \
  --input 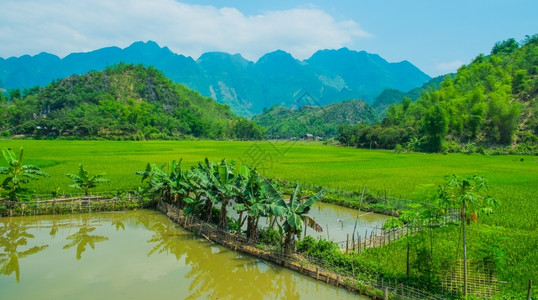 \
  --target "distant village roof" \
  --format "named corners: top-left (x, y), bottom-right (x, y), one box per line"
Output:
top-left (305, 133), bottom-right (313, 137)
